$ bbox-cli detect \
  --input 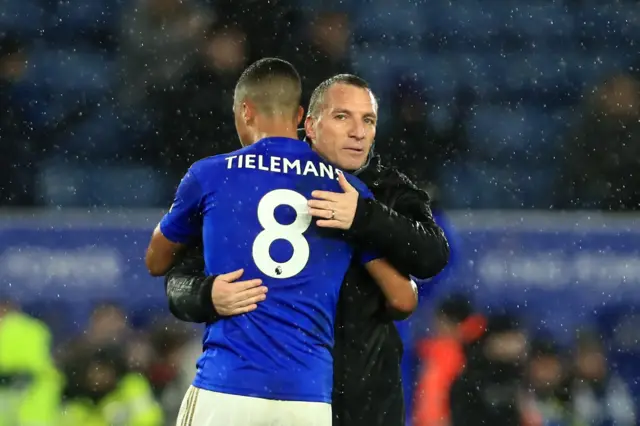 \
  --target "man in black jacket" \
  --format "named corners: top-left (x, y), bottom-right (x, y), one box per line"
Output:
top-left (164, 74), bottom-right (450, 426)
